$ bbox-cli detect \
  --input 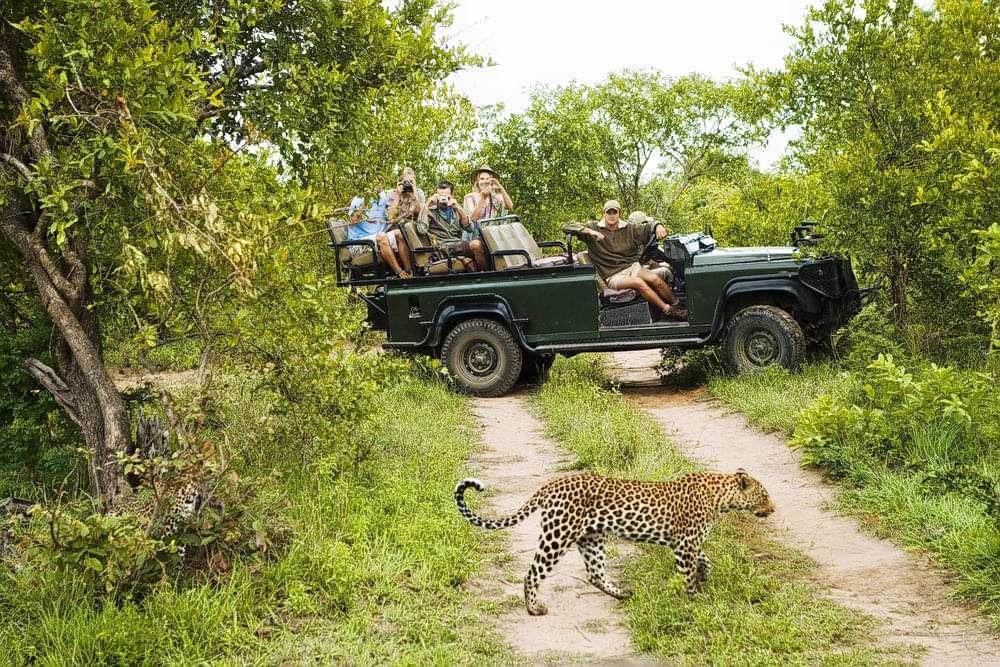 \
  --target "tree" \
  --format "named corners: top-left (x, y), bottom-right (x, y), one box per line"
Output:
top-left (476, 70), bottom-right (753, 238)
top-left (752, 0), bottom-right (1000, 328)
top-left (0, 0), bottom-right (476, 507)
